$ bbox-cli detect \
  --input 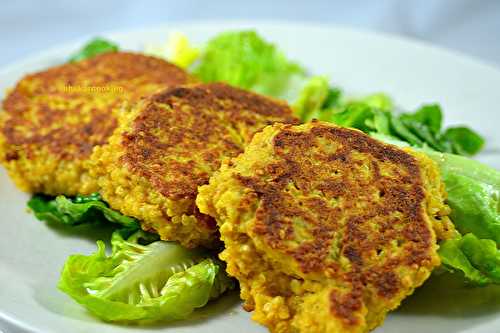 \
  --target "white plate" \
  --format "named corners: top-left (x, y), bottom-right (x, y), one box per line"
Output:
top-left (0, 21), bottom-right (499, 333)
